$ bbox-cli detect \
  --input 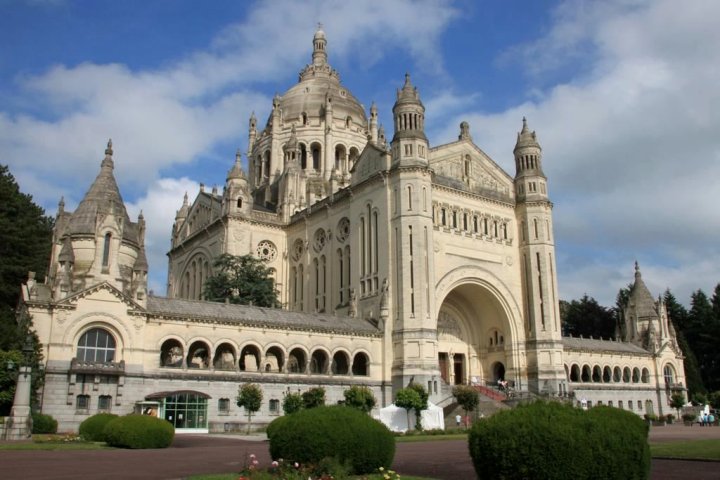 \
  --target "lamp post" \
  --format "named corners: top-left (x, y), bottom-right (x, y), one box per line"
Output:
top-left (4, 335), bottom-right (34, 440)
